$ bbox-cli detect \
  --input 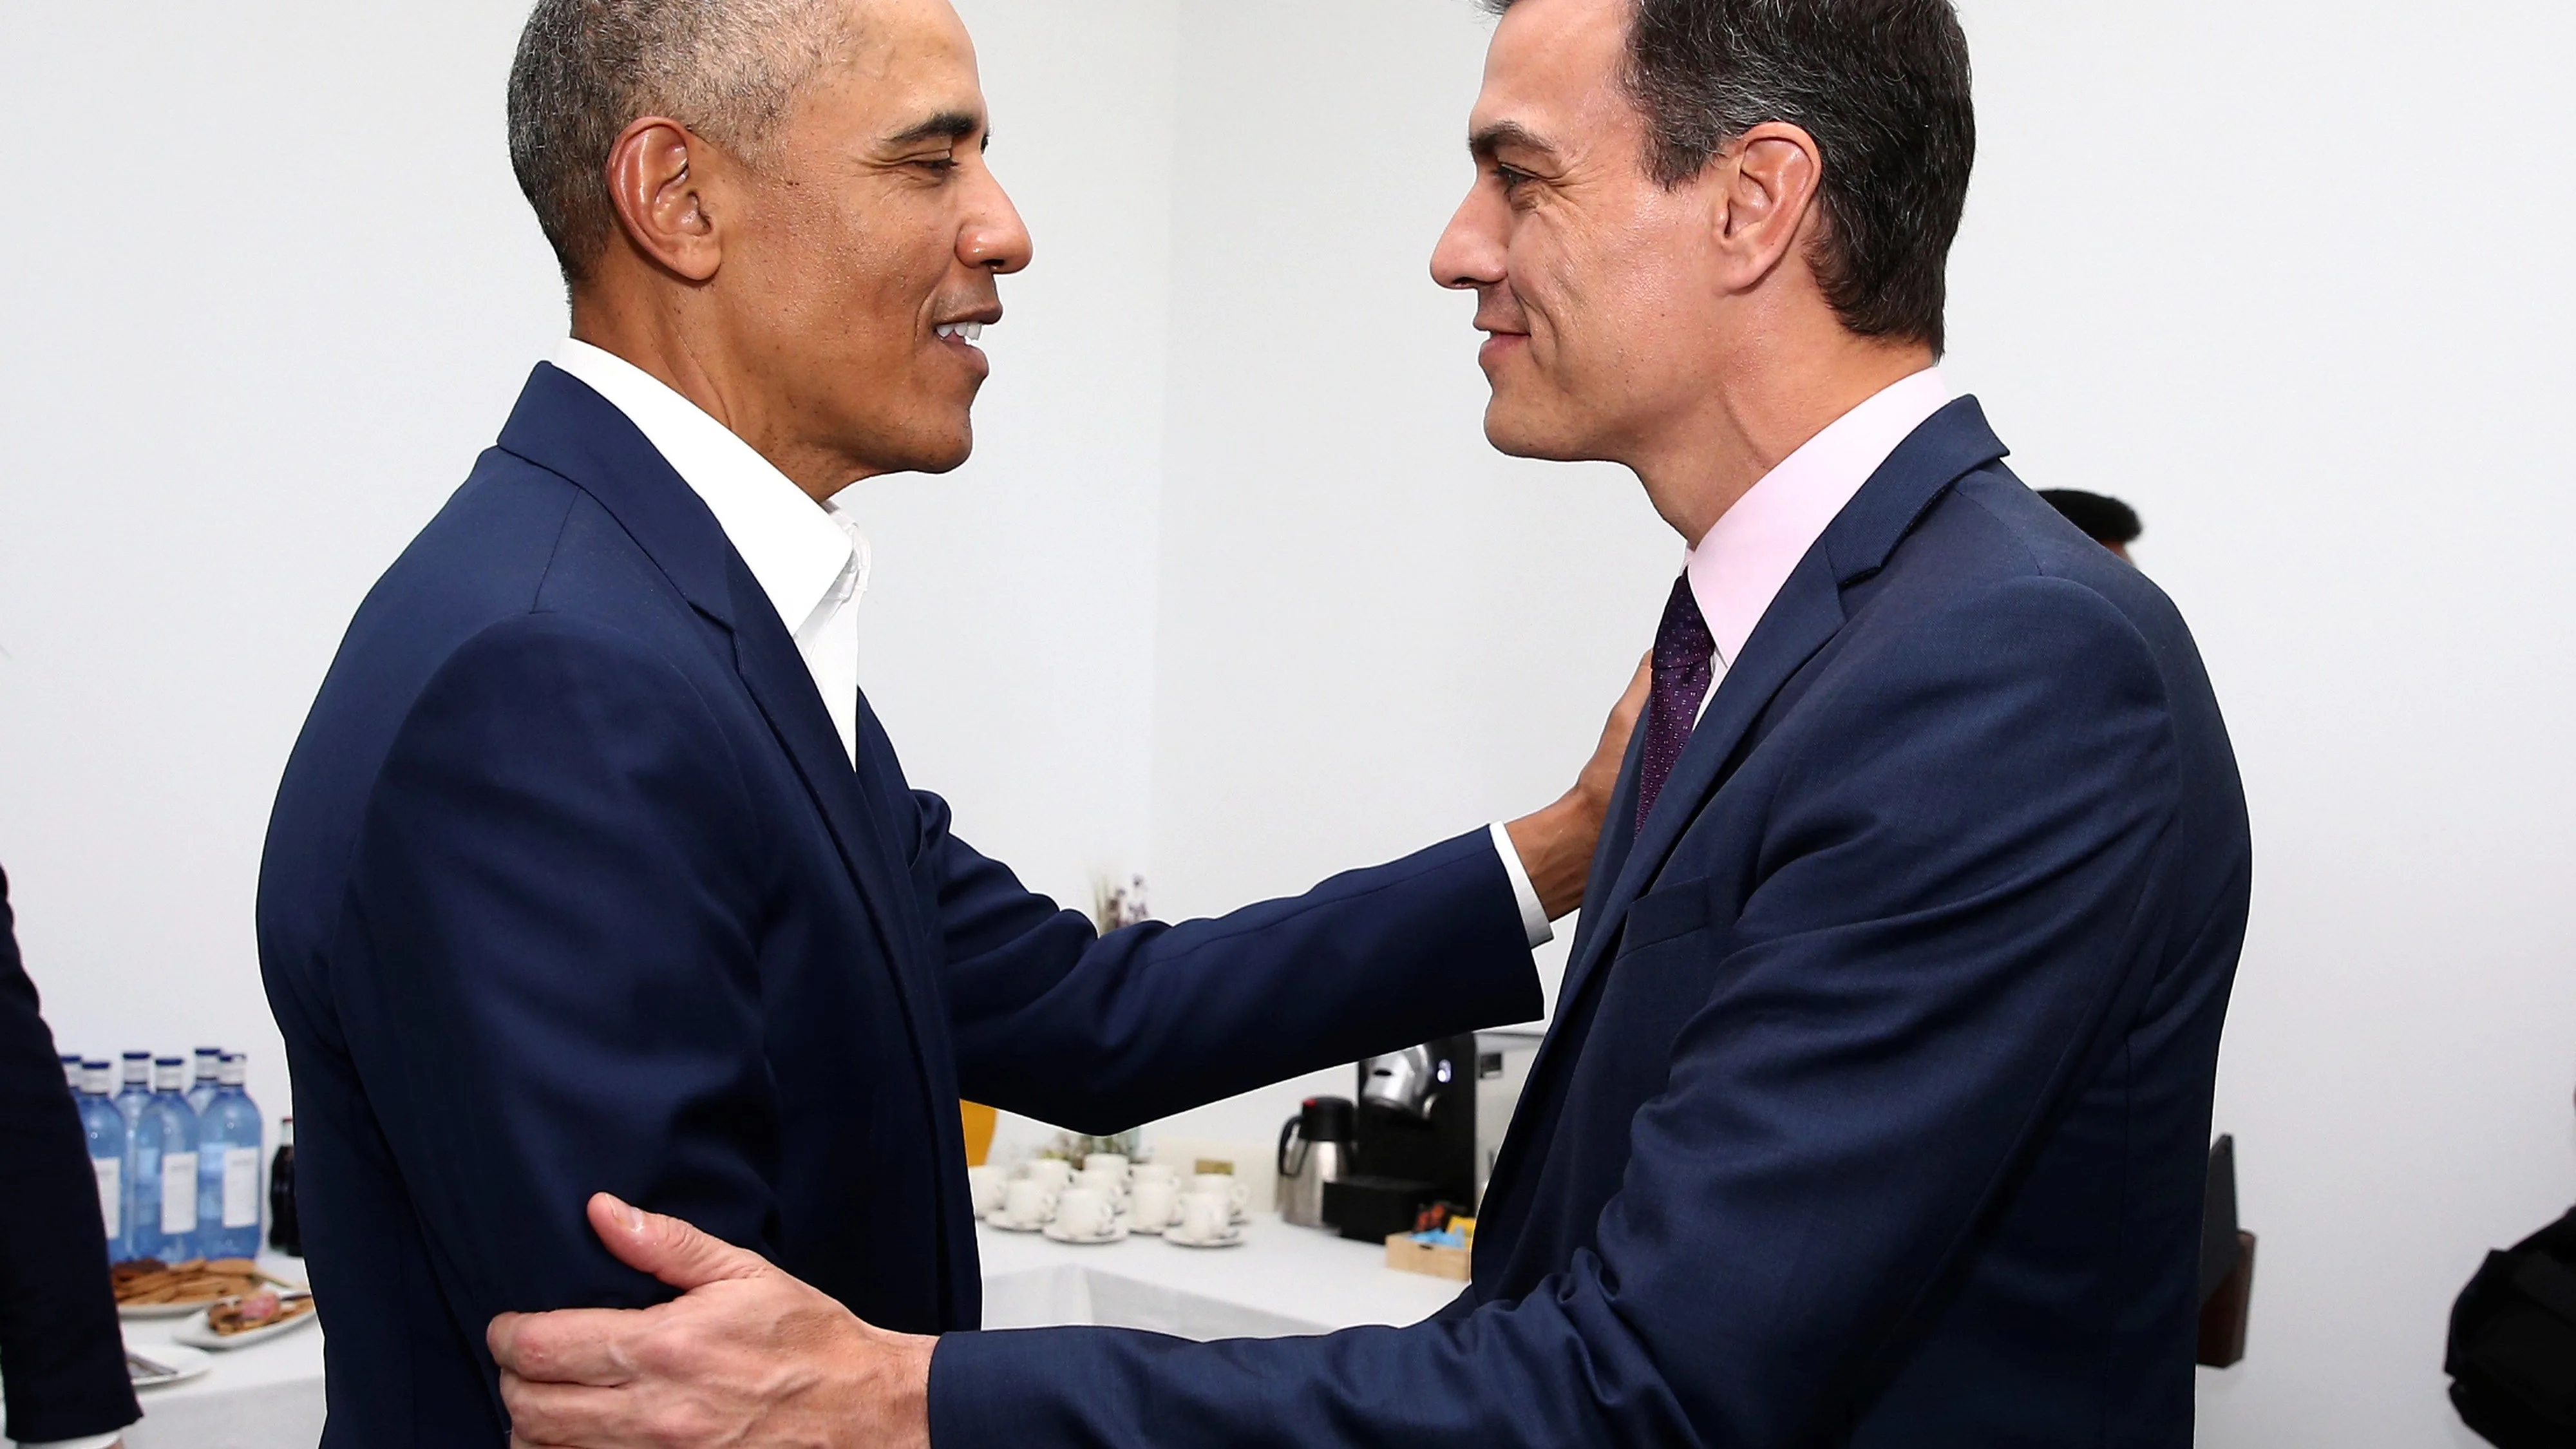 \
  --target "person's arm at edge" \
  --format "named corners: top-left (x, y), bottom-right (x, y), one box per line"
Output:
top-left (0, 868), bottom-right (140, 1448)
